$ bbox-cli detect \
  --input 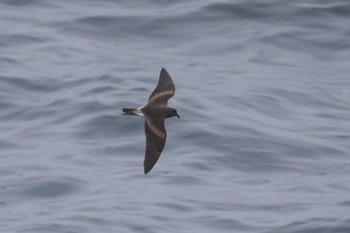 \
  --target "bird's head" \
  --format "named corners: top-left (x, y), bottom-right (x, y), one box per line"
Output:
top-left (166, 108), bottom-right (180, 119)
